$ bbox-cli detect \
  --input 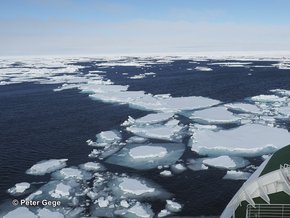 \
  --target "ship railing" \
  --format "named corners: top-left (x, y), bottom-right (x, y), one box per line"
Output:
top-left (246, 204), bottom-right (290, 218)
